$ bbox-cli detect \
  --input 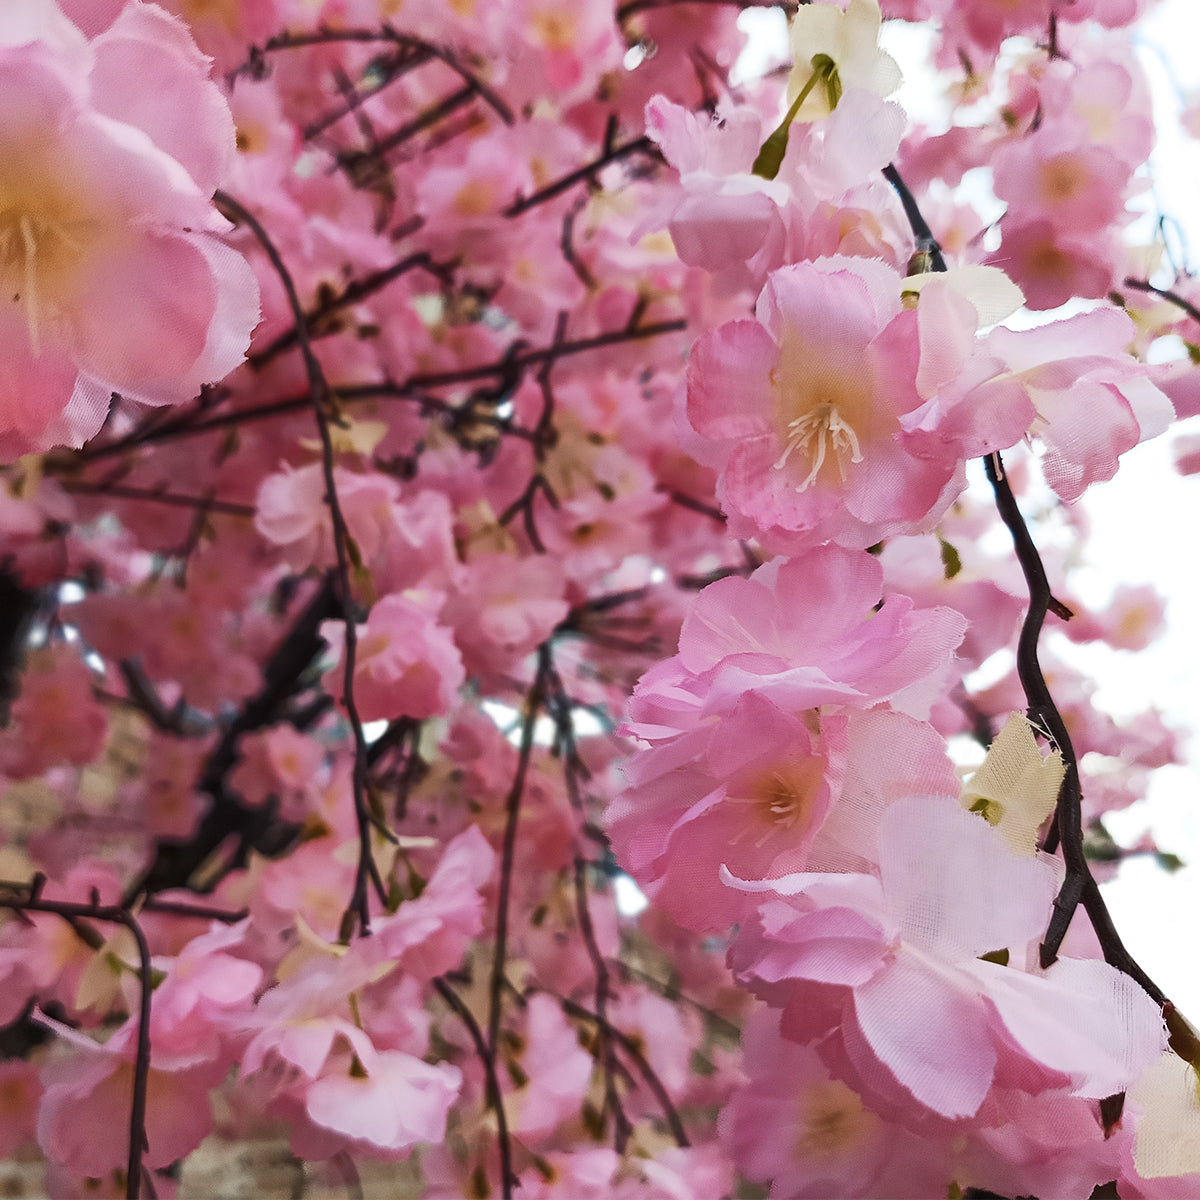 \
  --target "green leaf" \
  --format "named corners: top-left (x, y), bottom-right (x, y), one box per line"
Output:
top-left (968, 795), bottom-right (1003, 826)
top-left (979, 948), bottom-right (1009, 966)
top-left (751, 61), bottom-right (825, 180)
top-left (938, 535), bottom-right (962, 580)
top-left (1156, 850), bottom-right (1186, 873)
top-left (811, 52), bottom-right (843, 110)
